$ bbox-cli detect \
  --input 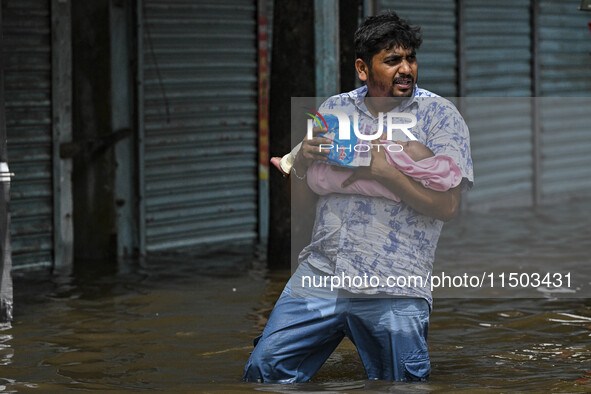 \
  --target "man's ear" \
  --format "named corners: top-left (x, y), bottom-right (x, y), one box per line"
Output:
top-left (355, 58), bottom-right (369, 82)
